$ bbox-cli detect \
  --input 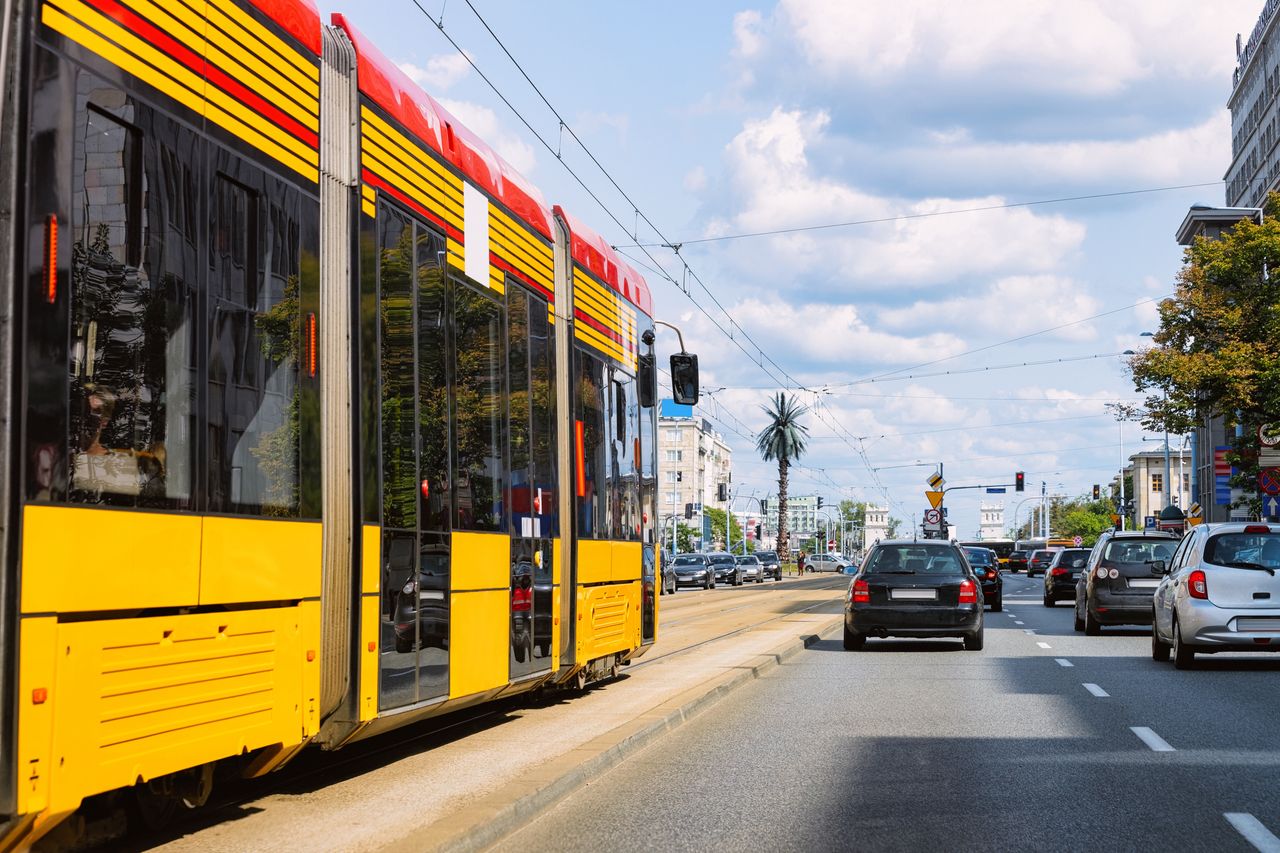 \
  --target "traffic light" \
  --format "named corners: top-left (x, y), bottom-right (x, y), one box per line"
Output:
top-left (755, 524), bottom-right (762, 539)
top-left (817, 496), bottom-right (824, 509)
top-left (1015, 471), bottom-right (1025, 492)
top-left (717, 483), bottom-right (728, 501)
top-left (1092, 484), bottom-right (1101, 500)
top-left (684, 503), bottom-right (693, 519)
